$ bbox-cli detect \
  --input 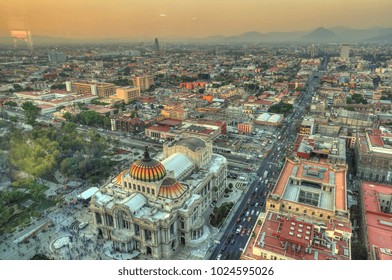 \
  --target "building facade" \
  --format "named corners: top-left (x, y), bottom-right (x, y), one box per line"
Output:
top-left (72, 81), bottom-right (116, 98)
top-left (238, 122), bottom-right (254, 135)
top-left (132, 75), bottom-right (154, 91)
top-left (111, 86), bottom-right (141, 104)
top-left (355, 130), bottom-right (392, 183)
